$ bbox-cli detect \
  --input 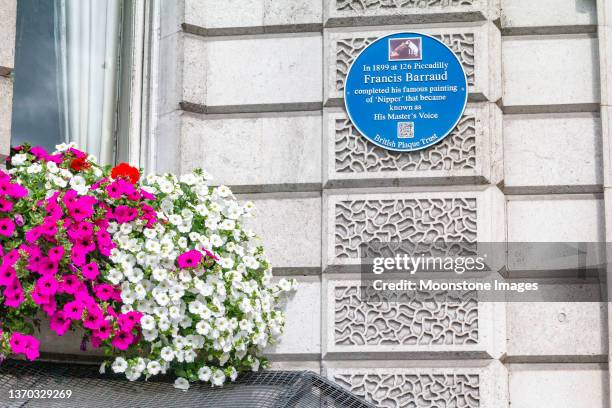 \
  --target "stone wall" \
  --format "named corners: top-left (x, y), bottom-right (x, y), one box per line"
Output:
top-left (0, 0), bottom-right (607, 406)
top-left (0, 0), bottom-right (15, 156)
top-left (149, 0), bottom-right (611, 406)
top-left (154, 1), bottom-right (610, 406)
